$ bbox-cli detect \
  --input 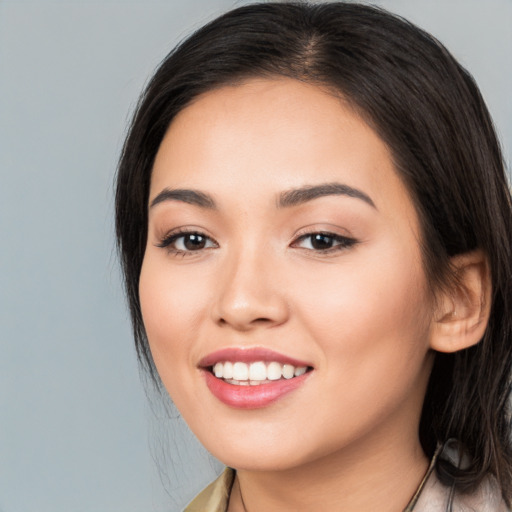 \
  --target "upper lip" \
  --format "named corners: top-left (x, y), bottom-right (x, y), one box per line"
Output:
top-left (198, 347), bottom-right (312, 368)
